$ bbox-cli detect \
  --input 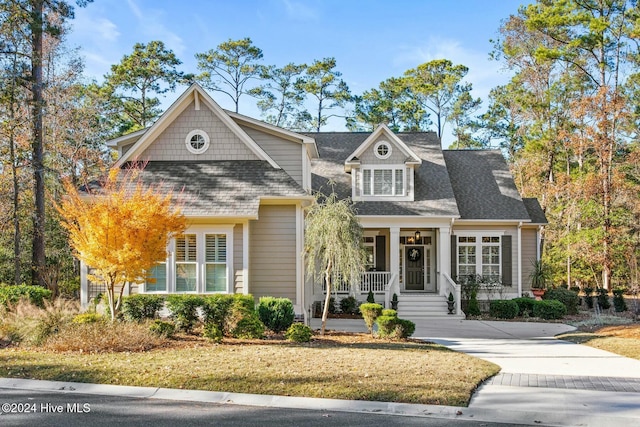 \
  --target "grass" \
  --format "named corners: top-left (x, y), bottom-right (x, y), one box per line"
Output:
top-left (0, 332), bottom-right (499, 407)
top-left (558, 324), bottom-right (640, 360)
